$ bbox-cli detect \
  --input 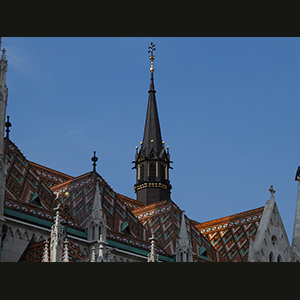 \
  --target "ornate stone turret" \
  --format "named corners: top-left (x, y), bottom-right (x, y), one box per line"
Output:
top-left (147, 234), bottom-right (159, 262)
top-left (0, 37), bottom-right (8, 221)
top-left (50, 203), bottom-right (63, 262)
top-left (133, 42), bottom-right (172, 206)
